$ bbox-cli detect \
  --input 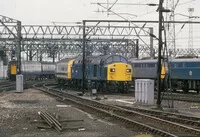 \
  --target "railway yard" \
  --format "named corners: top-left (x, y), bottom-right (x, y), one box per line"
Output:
top-left (1, 2), bottom-right (200, 136)
top-left (0, 83), bottom-right (136, 137)
top-left (1, 80), bottom-right (200, 137)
